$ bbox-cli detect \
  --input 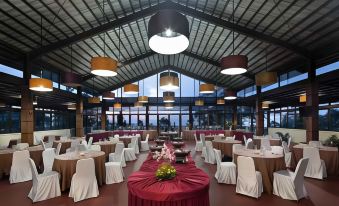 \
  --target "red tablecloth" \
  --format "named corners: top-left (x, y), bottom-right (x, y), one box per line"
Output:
top-left (128, 148), bottom-right (210, 206)
top-left (225, 130), bottom-right (254, 143)
top-left (196, 130), bottom-right (225, 138)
